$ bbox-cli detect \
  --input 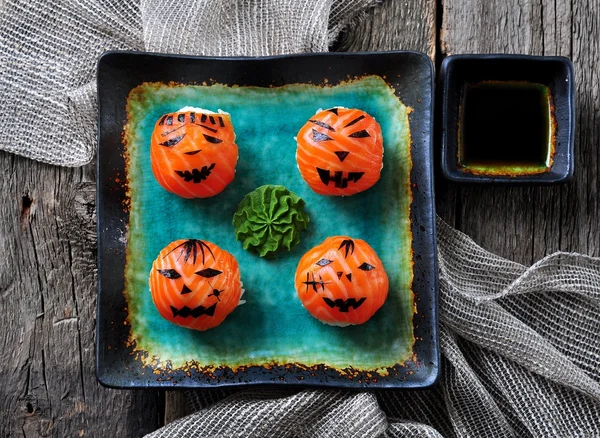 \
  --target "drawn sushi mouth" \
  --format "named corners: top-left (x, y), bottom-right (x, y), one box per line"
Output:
top-left (170, 303), bottom-right (217, 318)
top-left (175, 163), bottom-right (216, 183)
top-left (316, 168), bottom-right (365, 189)
top-left (322, 297), bottom-right (366, 312)
top-left (302, 273), bottom-right (367, 312)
